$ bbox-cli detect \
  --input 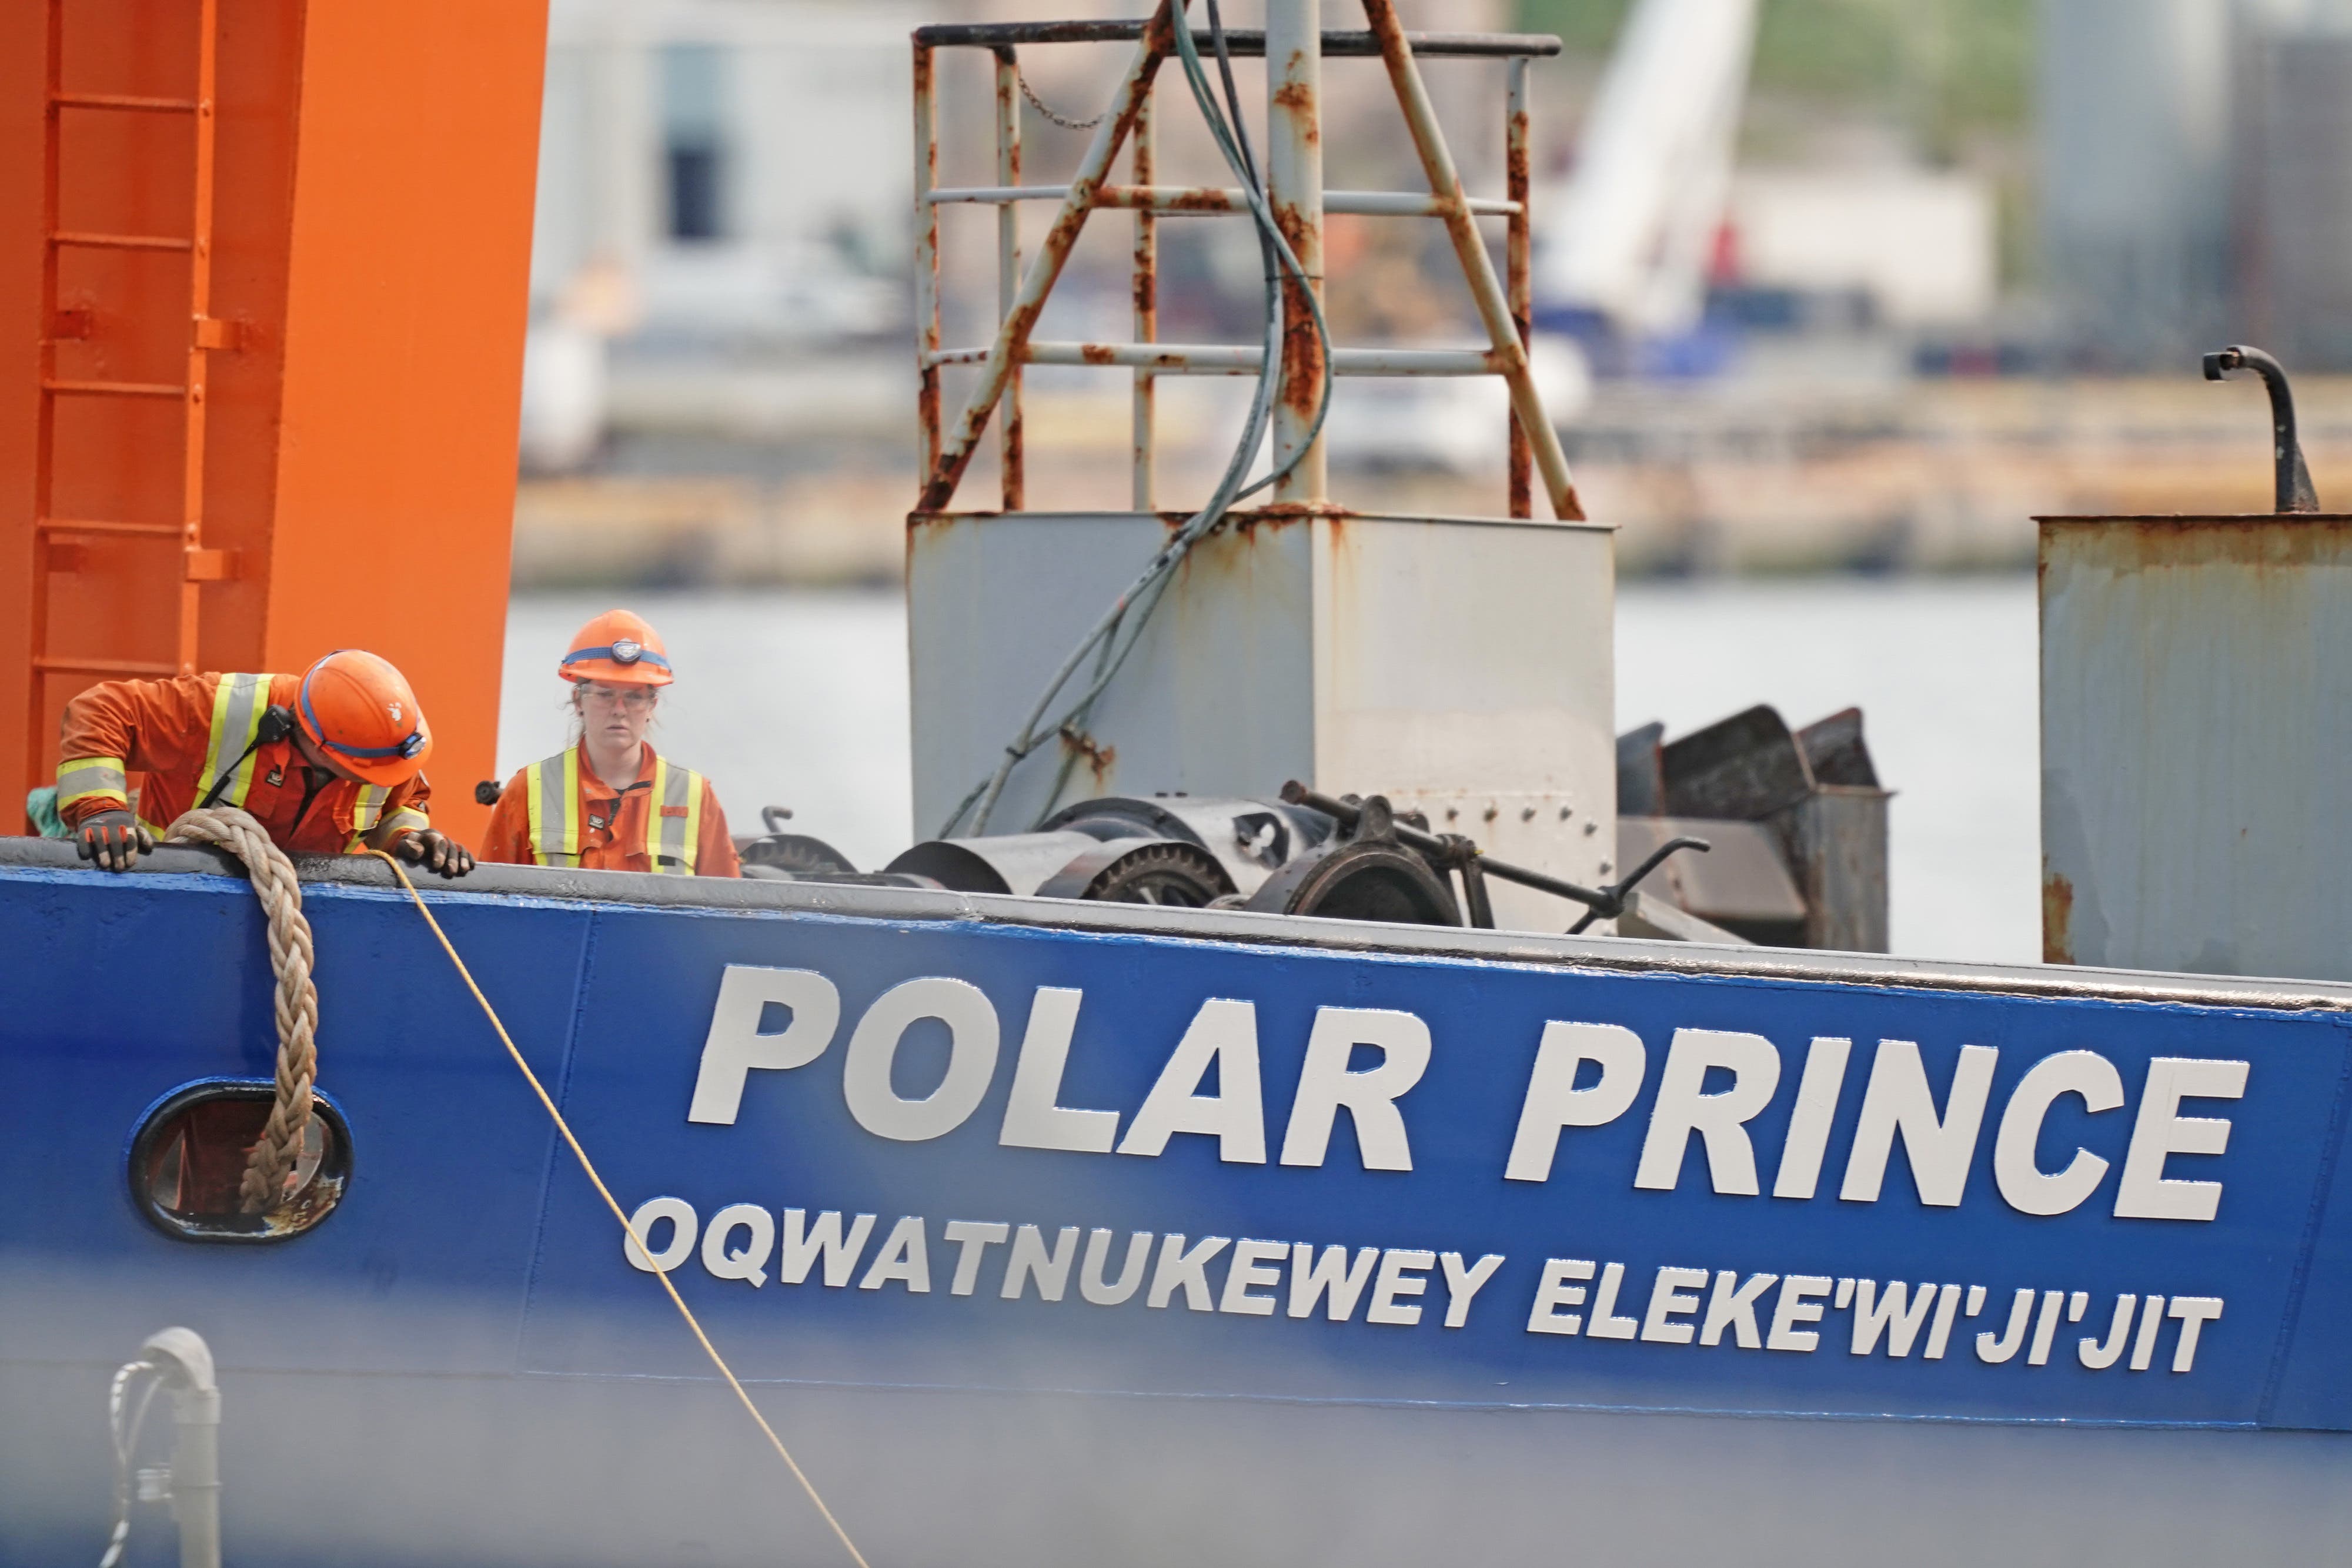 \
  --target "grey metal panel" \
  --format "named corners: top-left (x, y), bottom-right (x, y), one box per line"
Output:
top-left (1618, 814), bottom-right (1804, 925)
top-left (2040, 513), bottom-right (2352, 979)
top-left (1775, 785), bottom-right (1890, 953)
top-left (906, 511), bottom-right (1316, 835)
